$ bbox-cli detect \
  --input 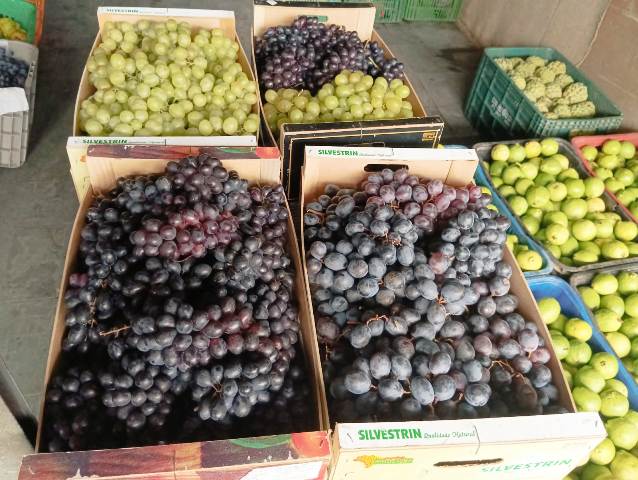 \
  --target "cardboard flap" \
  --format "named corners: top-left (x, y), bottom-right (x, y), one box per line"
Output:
top-left (85, 145), bottom-right (281, 195)
top-left (302, 146), bottom-right (478, 201)
top-left (253, 1), bottom-right (376, 39)
top-left (97, 6), bottom-right (236, 37)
